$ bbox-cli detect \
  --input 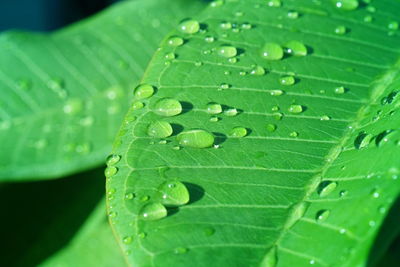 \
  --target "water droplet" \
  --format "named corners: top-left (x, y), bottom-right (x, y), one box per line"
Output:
top-left (210, 0), bottom-right (224, 7)
top-left (154, 98), bottom-right (182, 117)
top-left (229, 127), bottom-right (247, 138)
top-left (108, 211), bottom-right (117, 219)
top-left (174, 247), bottom-right (188, 254)
top-left (260, 43), bottom-right (284, 61)
top-left (287, 10), bottom-right (299, 19)
top-left (140, 195), bottom-right (150, 202)
top-left (105, 166), bottom-right (118, 177)
top-left (250, 65), bottom-right (265, 76)
top-left (125, 193), bottom-right (135, 200)
top-left (205, 36), bottom-right (215, 43)
top-left (315, 209), bottom-right (330, 222)
top-left (270, 89), bottom-right (284, 96)
top-left (241, 23), bottom-right (252, 30)
top-left (371, 188), bottom-right (380, 198)
top-left (334, 25), bottom-right (347, 35)
top-left (339, 190), bottom-right (348, 197)
top-left (279, 76), bottom-right (296, 86)
top-left (334, 0), bottom-right (359, 11)
top-left (388, 21), bottom-right (399, 30)
top-left (228, 57), bottom-right (237, 63)
top-left (224, 108), bottom-right (238, 116)
top-left (123, 236), bottom-right (133, 244)
top-left (165, 52), bottom-right (176, 60)
top-left (267, 0), bottom-right (281, 7)
top-left (334, 86), bottom-right (346, 94)
top-left (285, 40), bottom-right (307, 56)
top-left (178, 19), bottom-right (200, 34)
top-left (63, 99), bottom-right (83, 115)
top-left (132, 101), bottom-right (144, 110)
top-left (219, 83), bottom-right (231, 90)
top-left (139, 202), bottom-right (167, 221)
top-left (194, 61), bottom-right (203, 67)
top-left (138, 232), bottom-right (147, 239)
top-left (273, 112), bottom-right (283, 120)
top-left (106, 154), bottom-right (121, 166)
top-left (317, 181), bottom-right (337, 197)
top-left (204, 227), bottom-right (216, 236)
top-left (266, 124), bottom-right (277, 132)
top-left (167, 36), bottom-right (184, 47)
top-left (217, 45), bottom-right (237, 58)
top-left (158, 181), bottom-right (190, 206)
top-left (207, 102), bottom-right (222, 114)
top-left (239, 71), bottom-right (247, 76)
top-left (354, 132), bottom-right (373, 149)
top-left (147, 121), bottom-right (173, 138)
top-left (364, 15), bottom-right (373, 22)
top-left (289, 131), bottom-right (299, 137)
top-left (320, 115), bottom-right (331, 121)
top-left (177, 129), bottom-right (214, 148)
top-left (288, 104), bottom-right (303, 113)
top-left (209, 116), bottom-right (219, 122)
